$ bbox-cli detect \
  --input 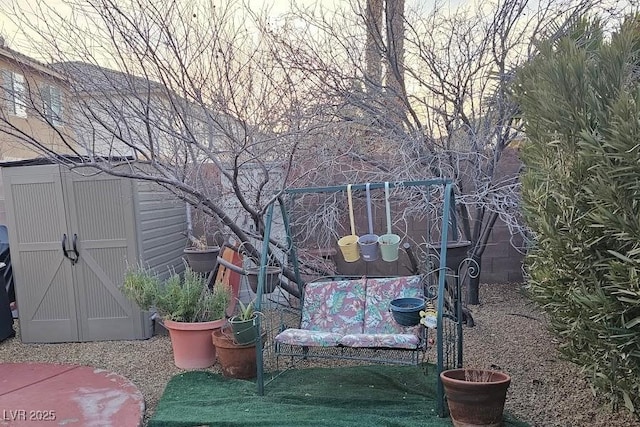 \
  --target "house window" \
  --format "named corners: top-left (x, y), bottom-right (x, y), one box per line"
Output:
top-left (41, 85), bottom-right (63, 127)
top-left (1, 70), bottom-right (27, 118)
